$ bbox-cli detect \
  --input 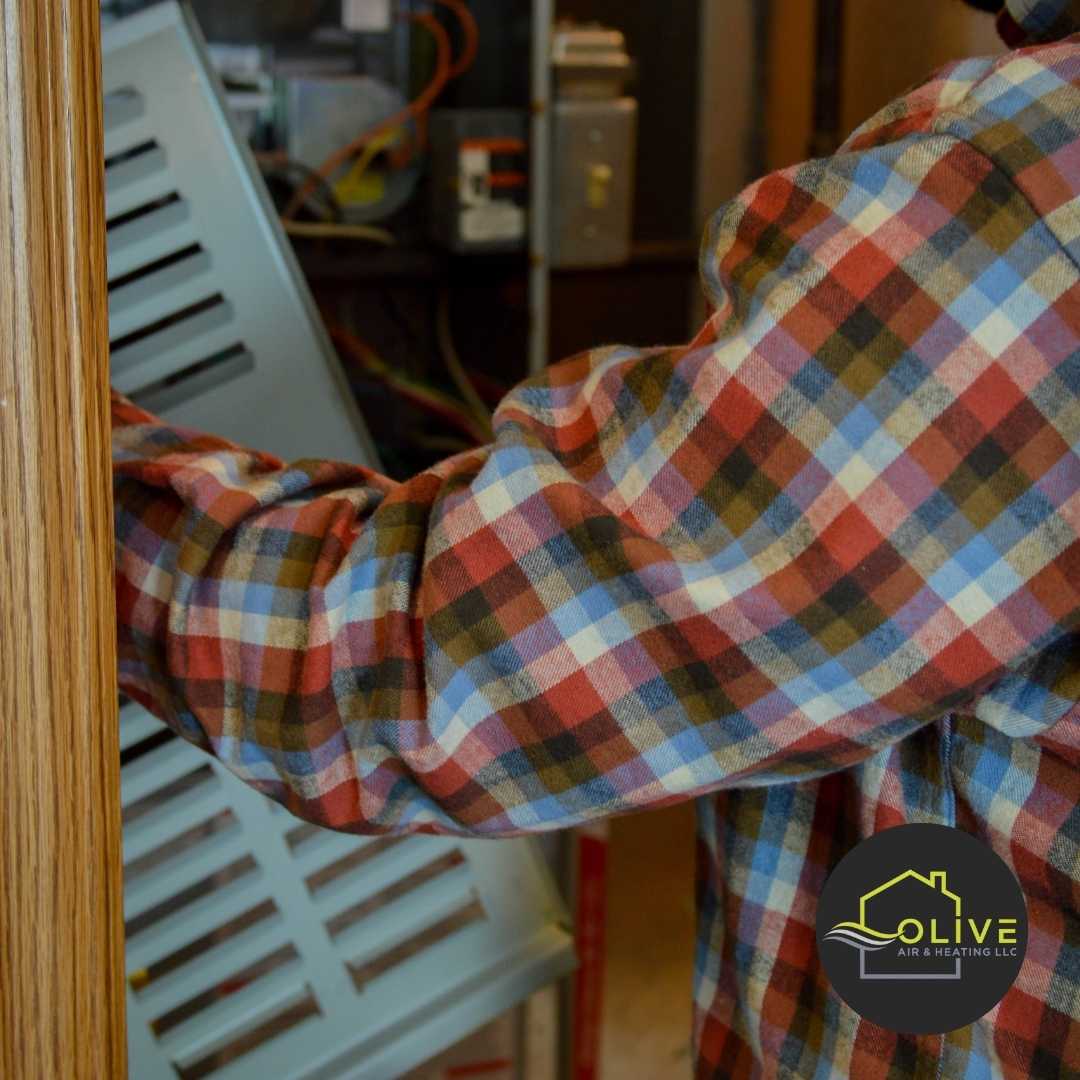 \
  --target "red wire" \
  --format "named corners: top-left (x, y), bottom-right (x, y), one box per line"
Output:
top-left (387, 0), bottom-right (481, 169)
top-left (328, 324), bottom-right (486, 444)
